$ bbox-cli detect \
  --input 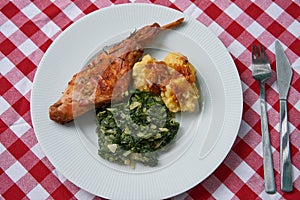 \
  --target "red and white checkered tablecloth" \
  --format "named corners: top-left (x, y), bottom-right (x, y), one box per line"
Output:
top-left (1, 0), bottom-right (299, 199)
